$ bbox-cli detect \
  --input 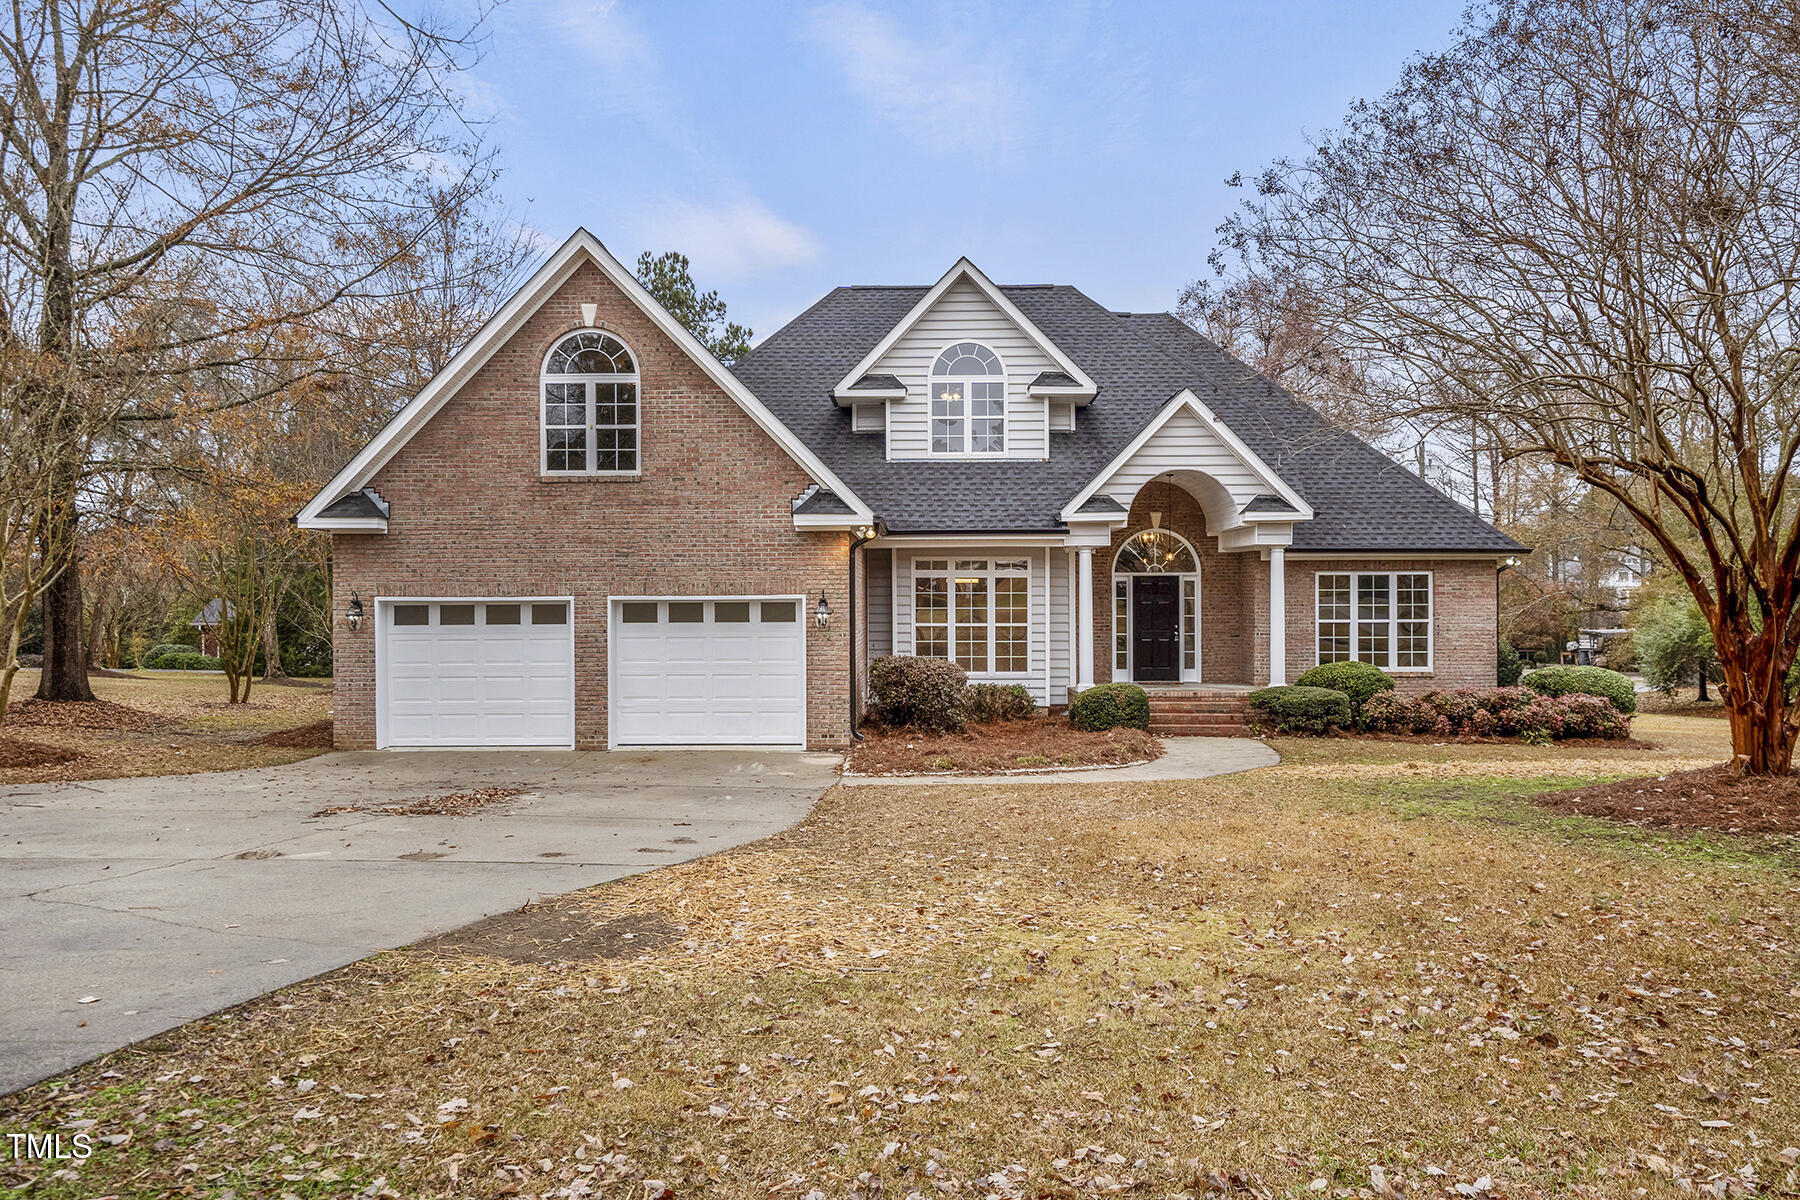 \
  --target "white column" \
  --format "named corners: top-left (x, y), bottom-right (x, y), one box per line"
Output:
top-left (1268, 546), bottom-right (1287, 686)
top-left (1076, 545), bottom-right (1096, 690)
